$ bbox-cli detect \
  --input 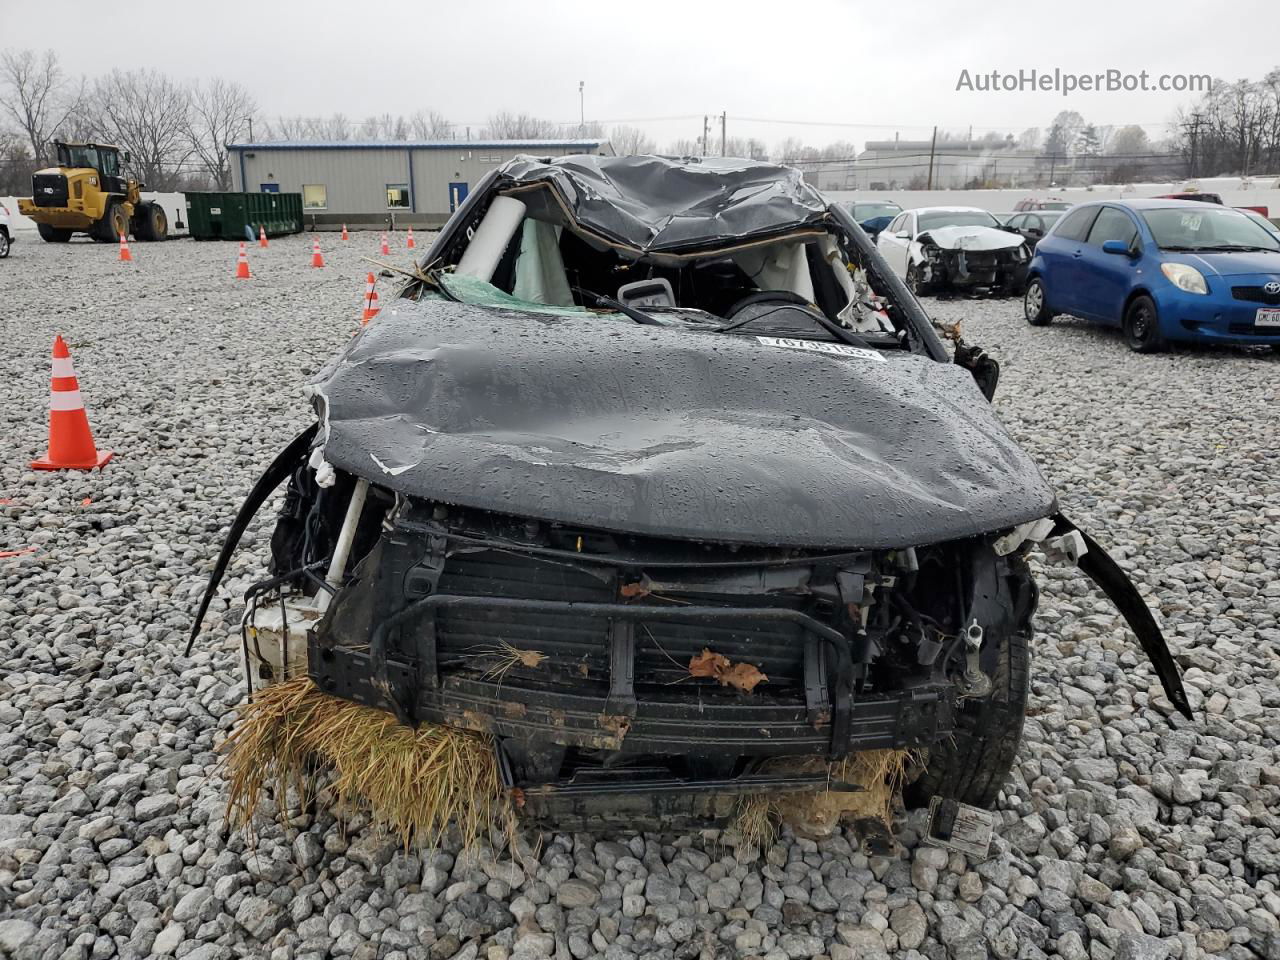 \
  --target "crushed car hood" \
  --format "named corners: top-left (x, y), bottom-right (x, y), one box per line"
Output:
top-left (497, 154), bottom-right (829, 255)
top-left (917, 226), bottom-right (1025, 251)
top-left (310, 299), bottom-right (1057, 549)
